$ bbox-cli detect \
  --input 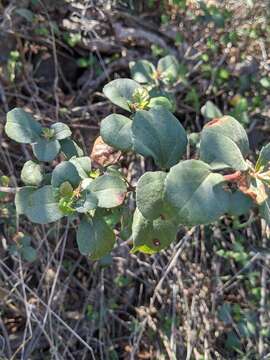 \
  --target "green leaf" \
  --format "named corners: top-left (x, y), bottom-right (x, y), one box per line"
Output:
top-left (87, 174), bottom-right (127, 208)
top-left (132, 106), bottom-right (187, 169)
top-left (200, 116), bottom-right (249, 171)
top-left (259, 188), bottom-right (270, 226)
top-left (130, 60), bottom-right (156, 84)
top-left (256, 143), bottom-right (270, 171)
top-left (59, 182), bottom-right (73, 197)
top-left (21, 160), bottom-right (43, 186)
top-left (148, 96), bottom-right (174, 111)
top-left (15, 186), bottom-right (37, 215)
top-left (32, 138), bottom-right (60, 162)
top-left (24, 185), bottom-right (63, 224)
top-left (75, 191), bottom-right (98, 213)
top-left (51, 122), bottom-right (72, 140)
top-left (103, 78), bottom-right (142, 112)
top-left (60, 139), bottom-right (84, 159)
top-left (69, 156), bottom-right (92, 179)
top-left (100, 114), bottom-right (133, 151)
top-left (136, 171), bottom-right (173, 220)
top-left (149, 89), bottom-right (176, 111)
top-left (76, 216), bottom-right (115, 259)
top-left (164, 160), bottom-right (230, 225)
top-left (5, 108), bottom-right (42, 143)
top-left (51, 161), bottom-right (81, 188)
top-left (21, 246), bottom-right (37, 262)
top-left (58, 197), bottom-right (75, 216)
top-left (227, 191), bottom-right (253, 216)
top-left (157, 55), bottom-right (179, 84)
top-left (21, 236), bottom-right (31, 247)
top-left (131, 208), bottom-right (177, 254)
top-left (201, 100), bottom-right (222, 120)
